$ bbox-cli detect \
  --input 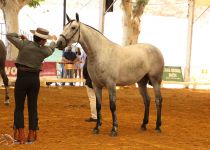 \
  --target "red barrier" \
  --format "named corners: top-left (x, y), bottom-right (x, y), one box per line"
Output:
top-left (5, 61), bottom-right (57, 77)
